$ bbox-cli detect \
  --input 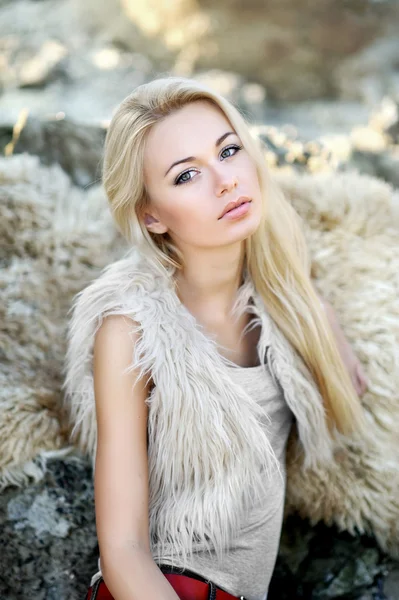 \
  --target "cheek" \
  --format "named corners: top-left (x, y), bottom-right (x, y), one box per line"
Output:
top-left (152, 198), bottom-right (203, 242)
top-left (241, 157), bottom-right (260, 189)
top-left (158, 188), bottom-right (221, 246)
top-left (158, 187), bottom-right (211, 229)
